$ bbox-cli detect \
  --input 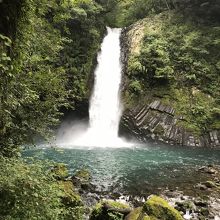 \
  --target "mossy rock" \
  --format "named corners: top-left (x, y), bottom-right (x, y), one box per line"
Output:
top-left (52, 163), bottom-right (68, 180)
top-left (125, 207), bottom-right (143, 220)
top-left (72, 168), bottom-right (92, 190)
top-left (75, 168), bottom-right (91, 182)
top-left (59, 180), bottom-right (83, 207)
top-left (125, 207), bottom-right (155, 220)
top-left (175, 200), bottom-right (196, 213)
top-left (143, 196), bottom-right (183, 220)
top-left (90, 200), bottom-right (130, 220)
top-left (203, 181), bottom-right (216, 188)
